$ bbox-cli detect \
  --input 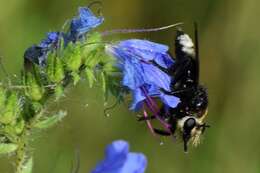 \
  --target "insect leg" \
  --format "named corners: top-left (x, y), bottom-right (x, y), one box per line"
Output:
top-left (153, 128), bottom-right (171, 136)
top-left (138, 115), bottom-right (156, 121)
top-left (143, 110), bottom-right (156, 136)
